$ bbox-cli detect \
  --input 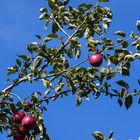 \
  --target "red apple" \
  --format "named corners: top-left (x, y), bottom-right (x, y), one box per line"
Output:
top-left (13, 111), bottom-right (26, 123)
top-left (22, 116), bottom-right (36, 130)
top-left (16, 124), bottom-right (27, 133)
top-left (13, 133), bottom-right (25, 140)
top-left (17, 112), bottom-right (26, 119)
top-left (89, 54), bottom-right (103, 67)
